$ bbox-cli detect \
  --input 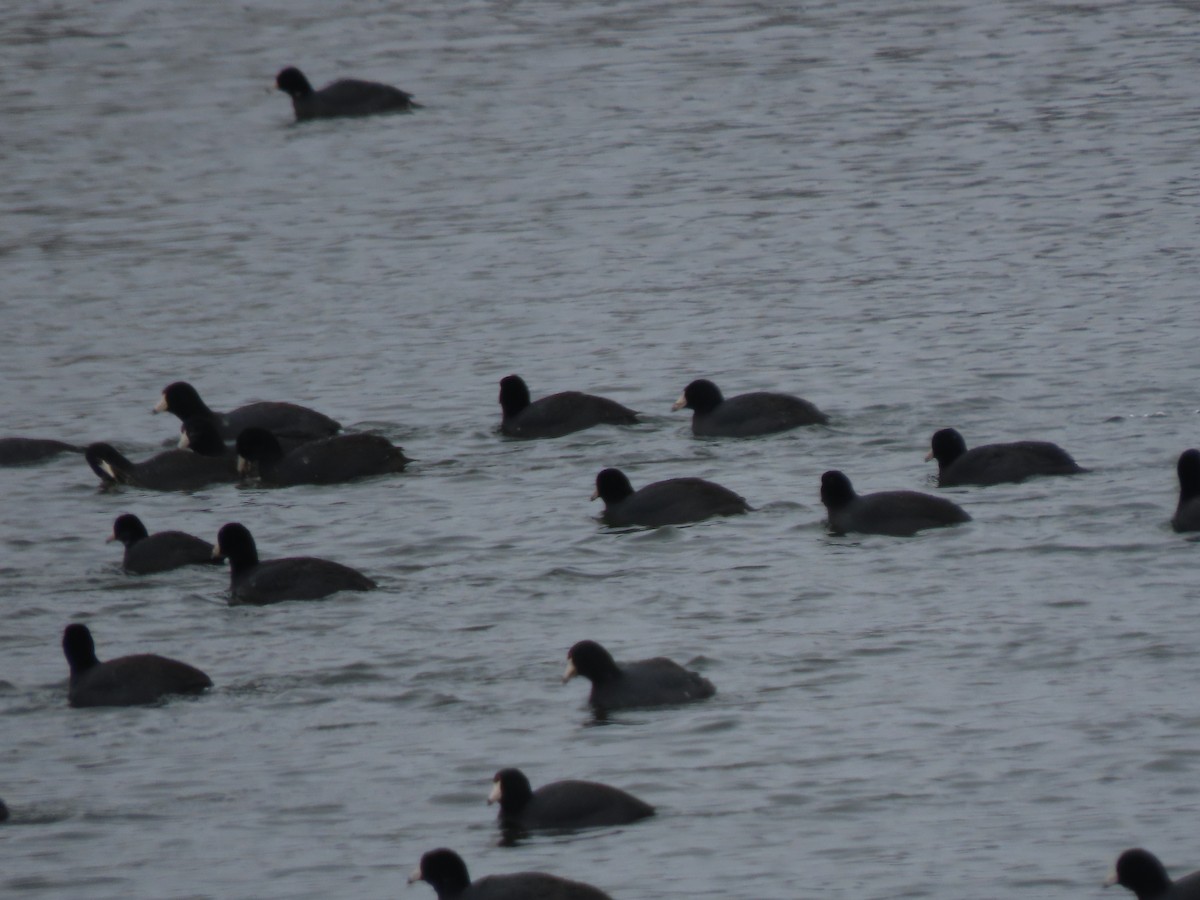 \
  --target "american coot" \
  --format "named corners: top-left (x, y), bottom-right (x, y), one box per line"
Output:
top-left (563, 640), bottom-right (715, 712)
top-left (154, 381), bottom-right (340, 444)
top-left (62, 623), bottom-right (212, 708)
top-left (1106, 847), bottom-right (1200, 899)
top-left (498, 375), bottom-right (639, 439)
top-left (409, 848), bottom-right (612, 900)
top-left (85, 442), bottom-right (238, 492)
top-left (214, 522), bottom-right (376, 605)
top-left (672, 378), bottom-right (828, 437)
top-left (0, 799), bottom-right (8, 822)
top-left (926, 427), bottom-right (1086, 486)
top-left (108, 513), bottom-right (220, 575)
top-left (1172, 449), bottom-right (1200, 533)
top-left (820, 470), bottom-right (970, 537)
top-left (591, 467), bottom-right (749, 527)
top-left (276, 67), bottom-right (421, 121)
top-left (489, 767), bottom-right (654, 832)
top-left (235, 428), bottom-right (409, 485)
top-left (0, 437), bottom-right (82, 466)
